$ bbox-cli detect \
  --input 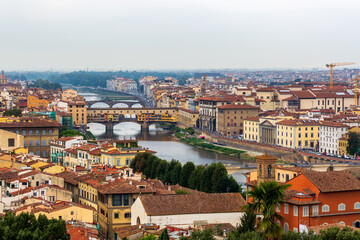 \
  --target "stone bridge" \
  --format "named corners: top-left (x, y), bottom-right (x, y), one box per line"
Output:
top-left (87, 107), bottom-right (178, 133)
top-left (86, 101), bottom-right (142, 108)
